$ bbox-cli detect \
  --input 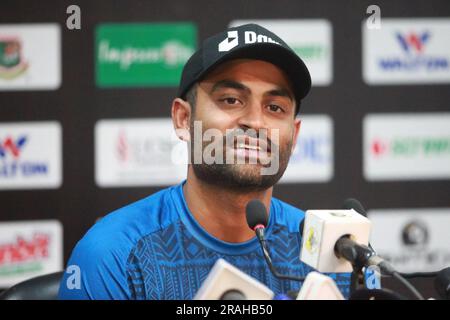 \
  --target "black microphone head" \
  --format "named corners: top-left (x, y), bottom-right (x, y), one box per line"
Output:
top-left (299, 220), bottom-right (305, 235)
top-left (342, 198), bottom-right (367, 216)
top-left (435, 267), bottom-right (450, 300)
top-left (220, 289), bottom-right (246, 300)
top-left (245, 199), bottom-right (268, 231)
